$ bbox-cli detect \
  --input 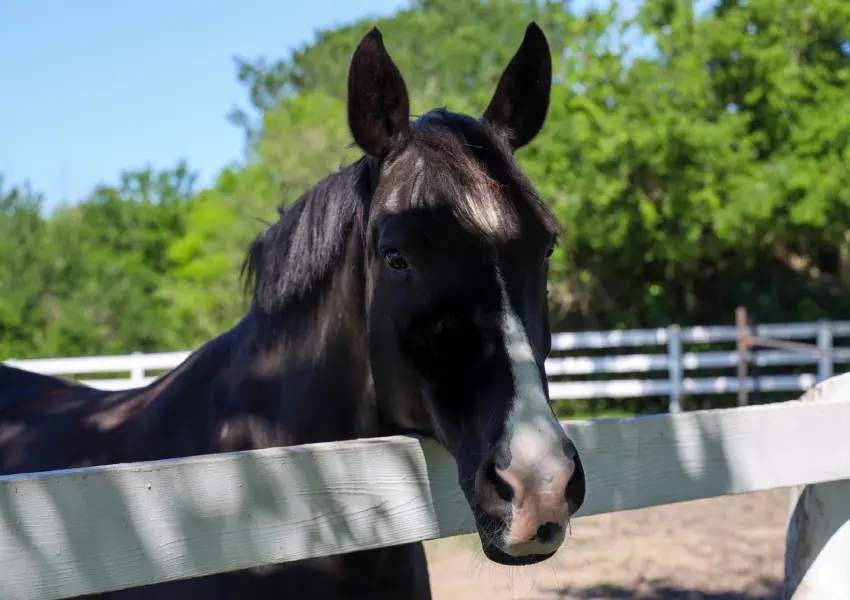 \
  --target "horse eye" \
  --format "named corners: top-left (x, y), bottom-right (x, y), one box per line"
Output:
top-left (545, 240), bottom-right (557, 260)
top-left (383, 249), bottom-right (409, 271)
